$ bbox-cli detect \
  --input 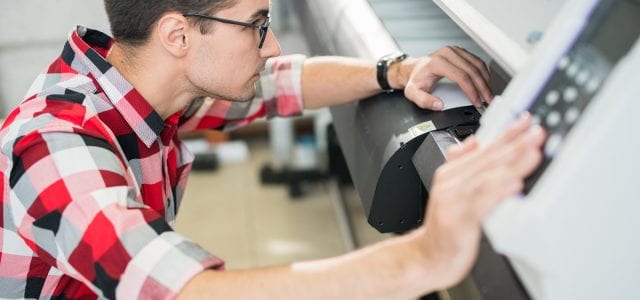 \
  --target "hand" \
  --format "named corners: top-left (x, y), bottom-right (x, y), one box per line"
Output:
top-left (396, 46), bottom-right (493, 110)
top-left (415, 114), bottom-right (545, 289)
